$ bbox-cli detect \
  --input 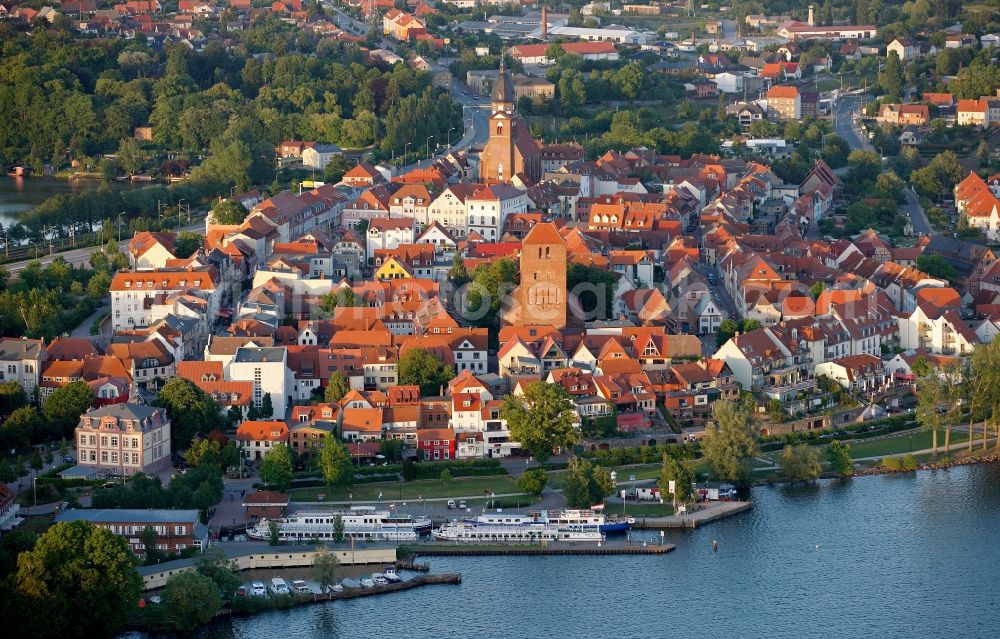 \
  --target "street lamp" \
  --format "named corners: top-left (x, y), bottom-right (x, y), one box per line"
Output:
top-left (403, 142), bottom-right (412, 166)
top-left (446, 127), bottom-right (455, 149)
top-left (426, 135), bottom-right (434, 160)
